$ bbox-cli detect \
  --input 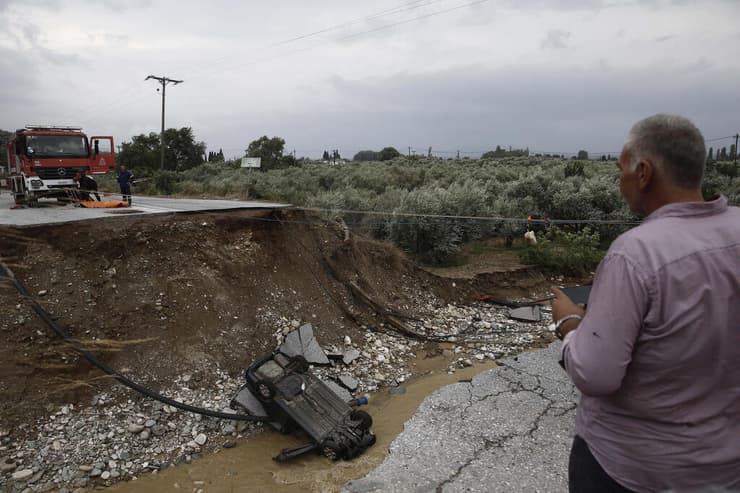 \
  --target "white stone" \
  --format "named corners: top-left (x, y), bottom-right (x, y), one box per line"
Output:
top-left (12, 469), bottom-right (34, 480)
